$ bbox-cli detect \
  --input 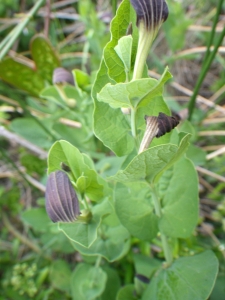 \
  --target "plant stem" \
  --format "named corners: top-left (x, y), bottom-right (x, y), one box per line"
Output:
top-left (95, 256), bottom-right (102, 268)
top-left (0, 0), bottom-right (45, 61)
top-left (151, 185), bottom-right (173, 266)
top-left (112, 0), bottom-right (117, 17)
top-left (131, 107), bottom-right (137, 138)
top-left (188, 0), bottom-right (225, 120)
